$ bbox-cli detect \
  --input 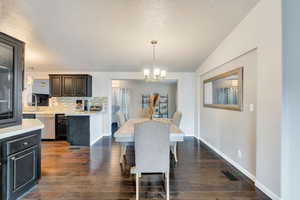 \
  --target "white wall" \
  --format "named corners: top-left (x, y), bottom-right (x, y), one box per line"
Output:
top-left (24, 71), bottom-right (196, 136)
top-left (282, 0), bottom-right (300, 199)
top-left (112, 80), bottom-right (177, 119)
top-left (200, 50), bottom-right (257, 178)
top-left (196, 0), bottom-right (282, 199)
